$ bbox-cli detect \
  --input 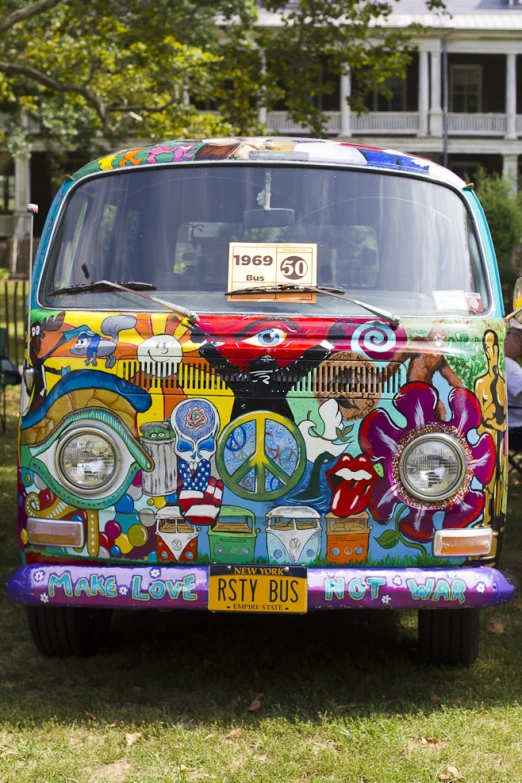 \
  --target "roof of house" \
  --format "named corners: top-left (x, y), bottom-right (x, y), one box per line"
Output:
top-left (72, 137), bottom-right (466, 188)
top-left (257, 1), bottom-right (522, 31)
